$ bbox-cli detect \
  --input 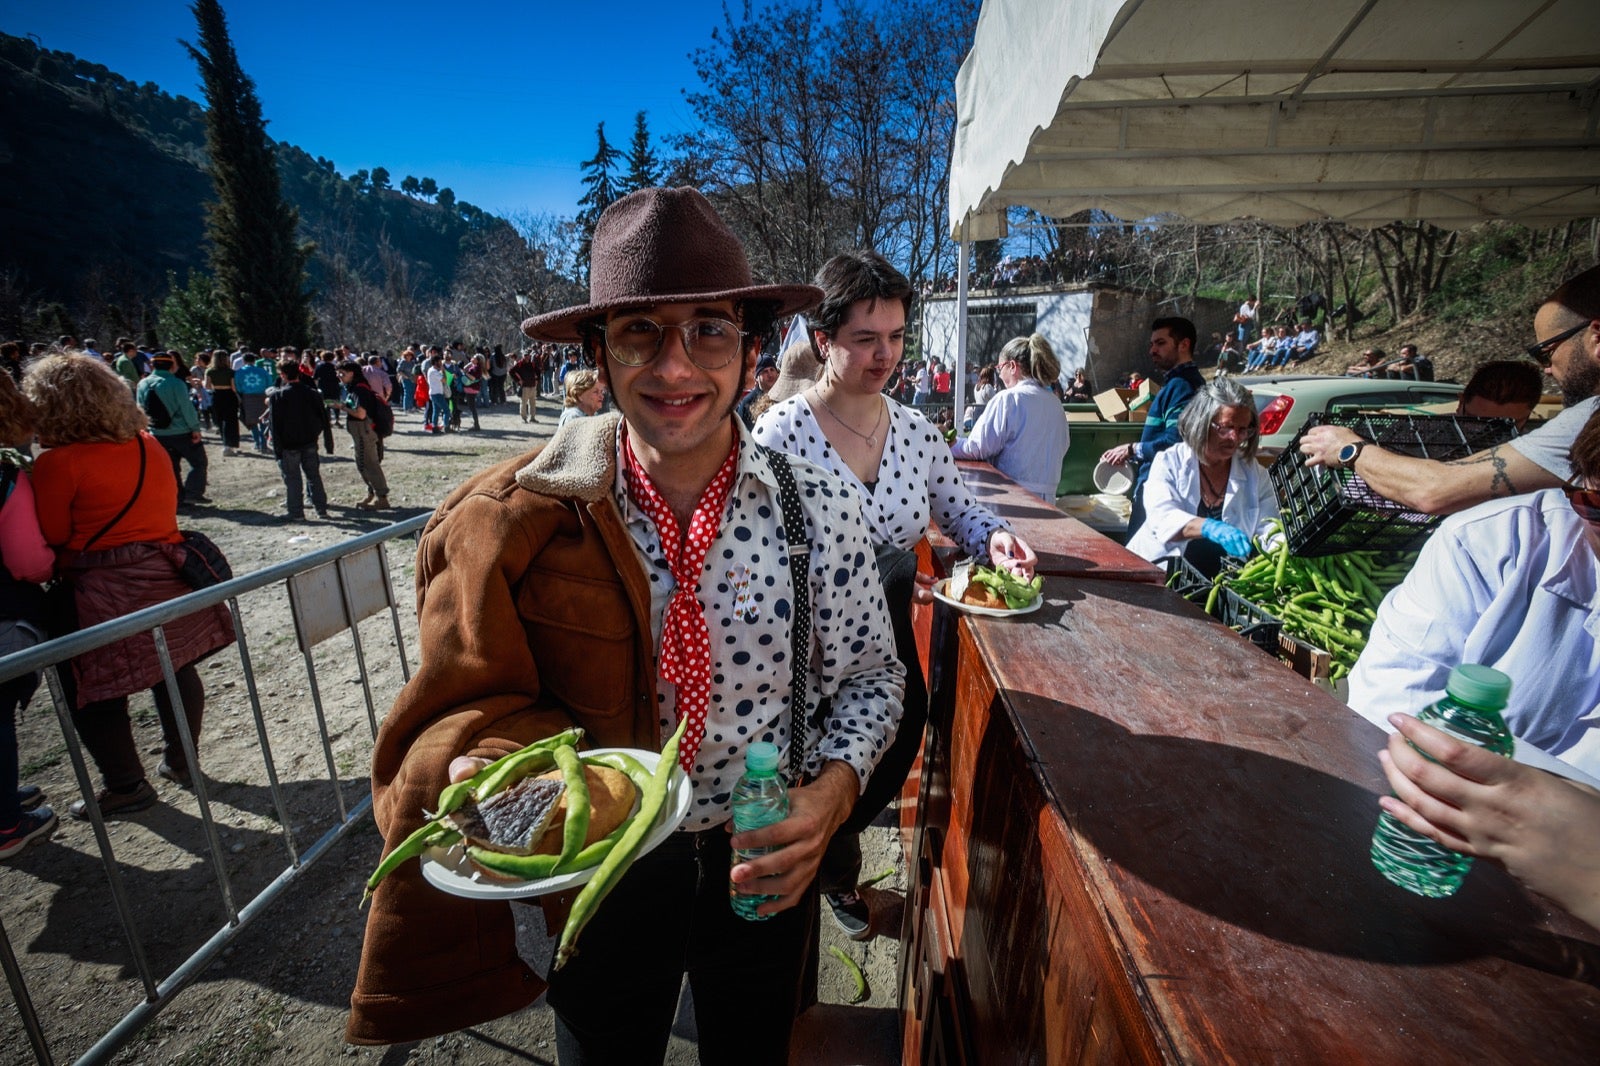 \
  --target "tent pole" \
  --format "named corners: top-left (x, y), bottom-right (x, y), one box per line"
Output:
top-left (955, 219), bottom-right (970, 434)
